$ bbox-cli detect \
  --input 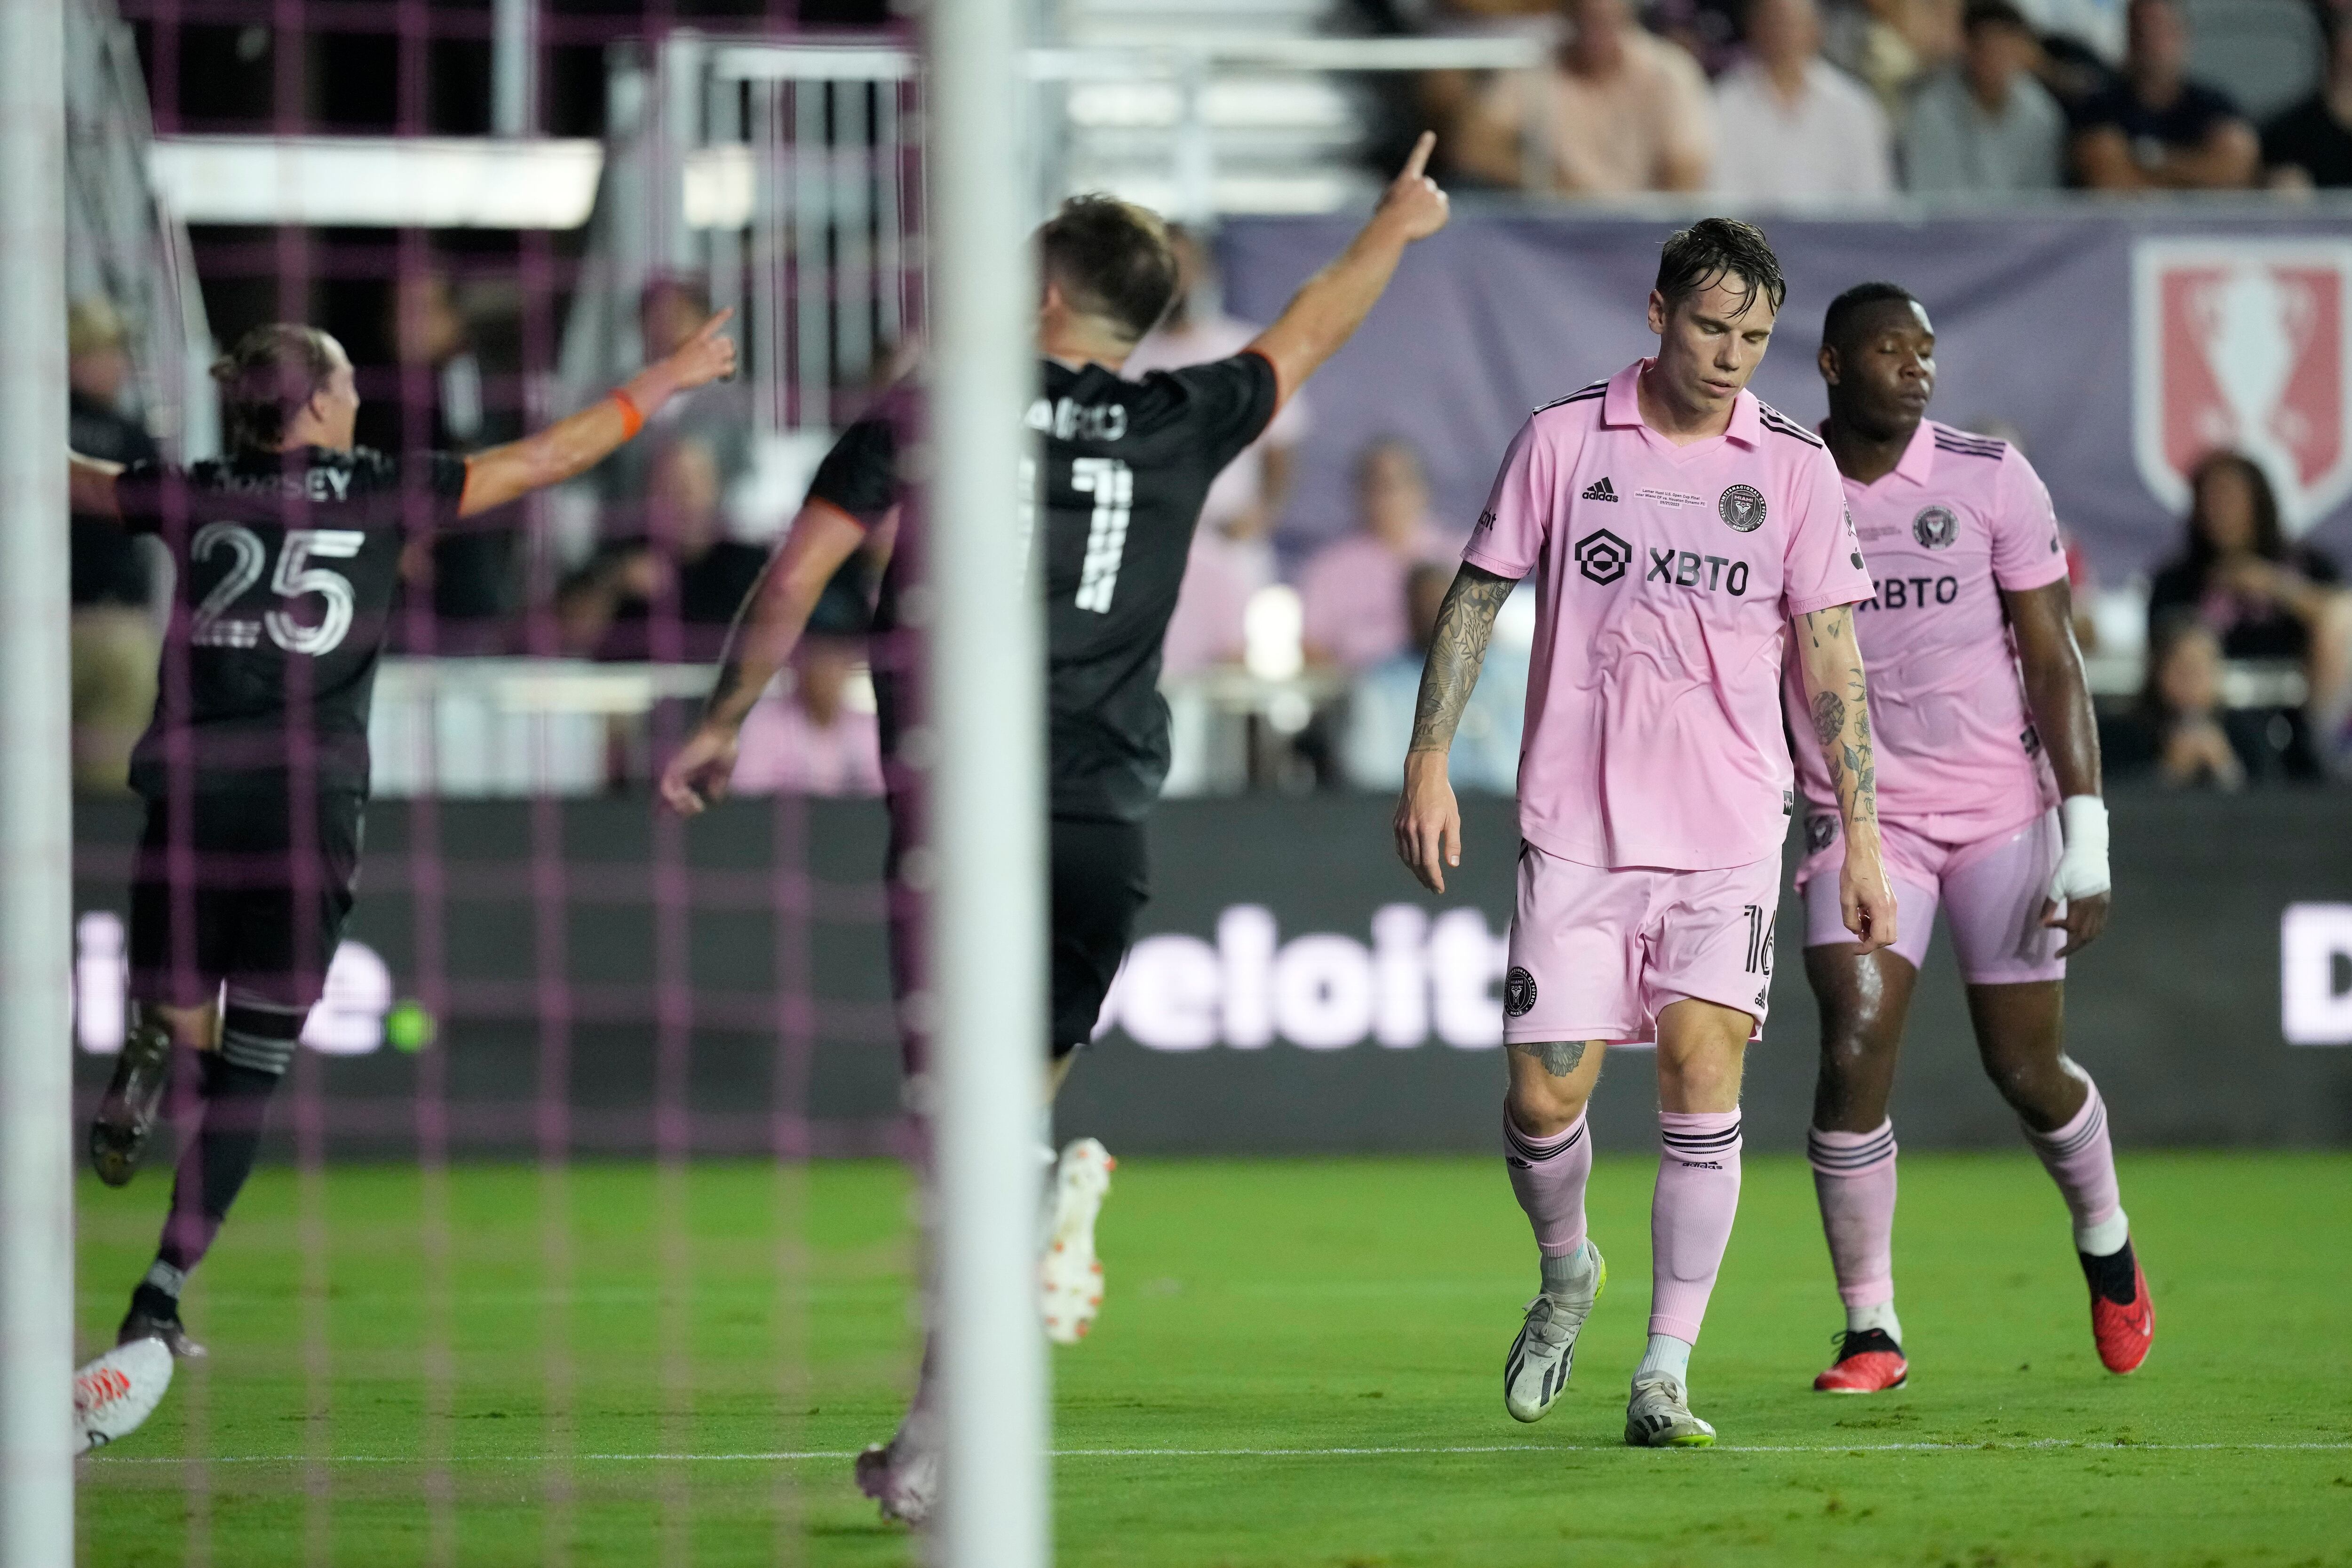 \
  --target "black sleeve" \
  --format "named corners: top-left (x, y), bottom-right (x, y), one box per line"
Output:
top-left (805, 417), bottom-right (900, 527)
top-left (1169, 352), bottom-right (1281, 475)
top-left (112, 459), bottom-right (169, 537)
